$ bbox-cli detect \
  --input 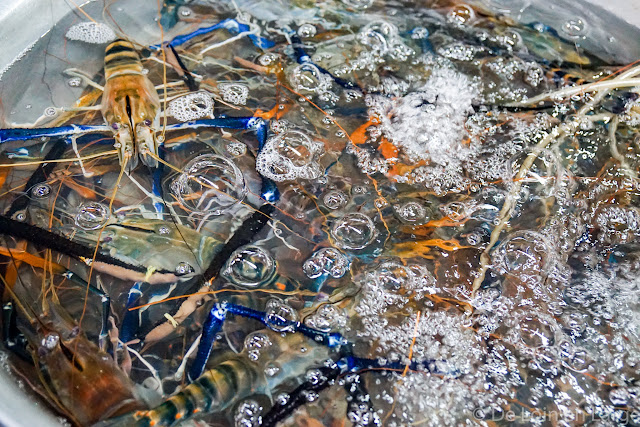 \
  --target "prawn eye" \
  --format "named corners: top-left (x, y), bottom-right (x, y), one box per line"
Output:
top-left (143, 119), bottom-right (152, 126)
top-left (111, 122), bottom-right (120, 130)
